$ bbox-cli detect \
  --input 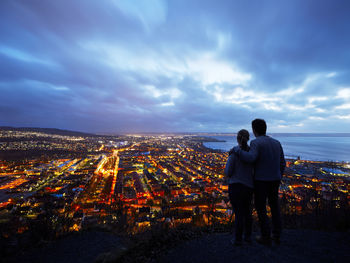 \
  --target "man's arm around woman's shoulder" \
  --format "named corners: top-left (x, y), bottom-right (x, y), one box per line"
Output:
top-left (233, 140), bottom-right (258, 163)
